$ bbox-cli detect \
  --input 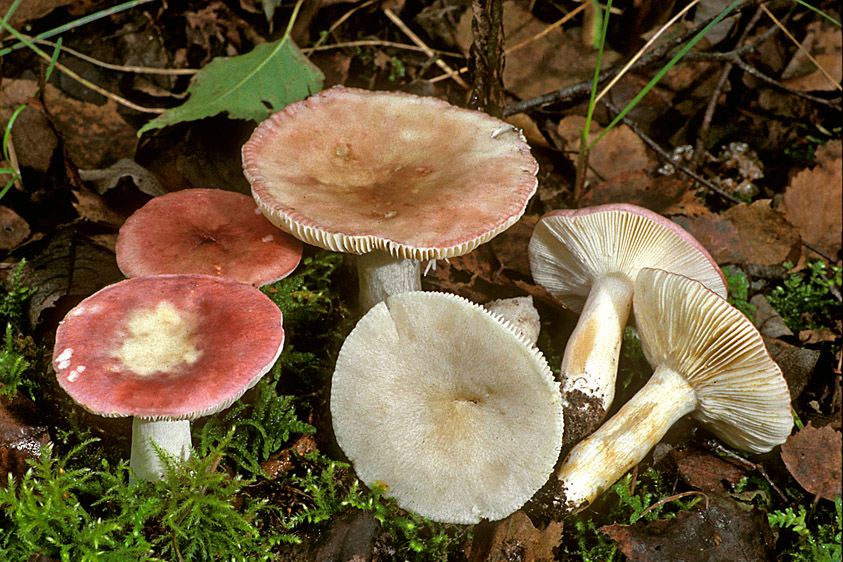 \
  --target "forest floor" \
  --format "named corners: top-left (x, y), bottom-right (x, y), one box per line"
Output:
top-left (0, 1), bottom-right (841, 561)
